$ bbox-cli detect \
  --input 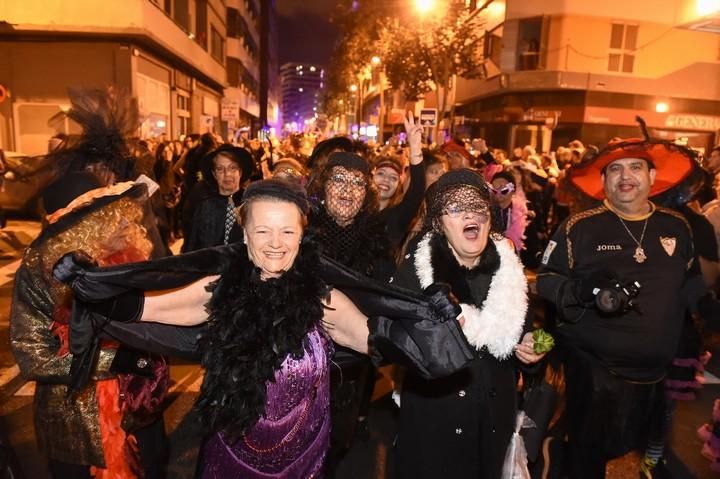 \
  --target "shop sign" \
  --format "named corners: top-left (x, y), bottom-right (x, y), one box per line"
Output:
top-left (665, 114), bottom-right (720, 131)
top-left (531, 109), bottom-right (562, 121)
